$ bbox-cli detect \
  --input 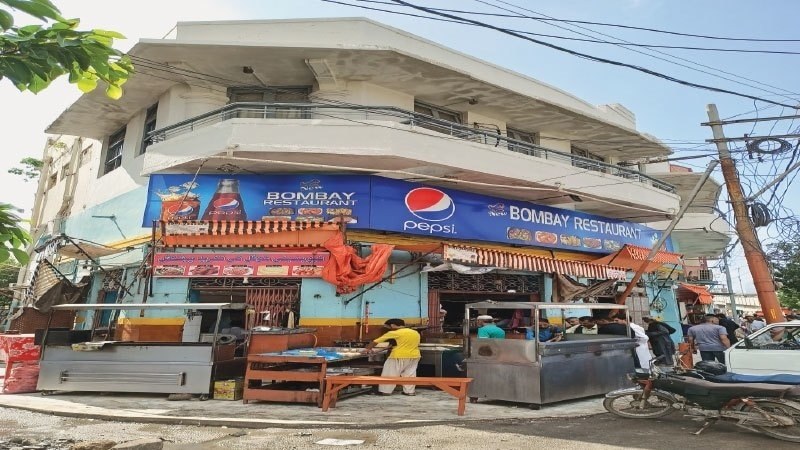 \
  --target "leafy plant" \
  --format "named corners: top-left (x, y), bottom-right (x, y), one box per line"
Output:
top-left (770, 241), bottom-right (800, 310)
top-left (7, 156), bottom-right (42, 181)
top-left (0, 0), bottom-right (132, 98)
top-left (0, 203), bottom-right (29, 264)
